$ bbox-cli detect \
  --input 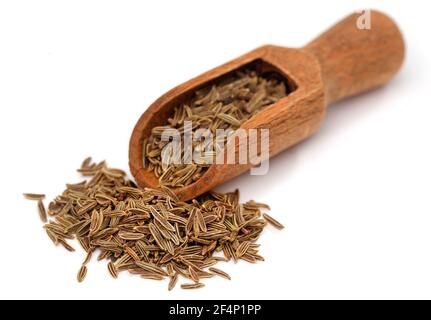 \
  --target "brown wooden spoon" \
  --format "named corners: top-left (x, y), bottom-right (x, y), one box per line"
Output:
top-left (129, 10), bottom-right (405, 201)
